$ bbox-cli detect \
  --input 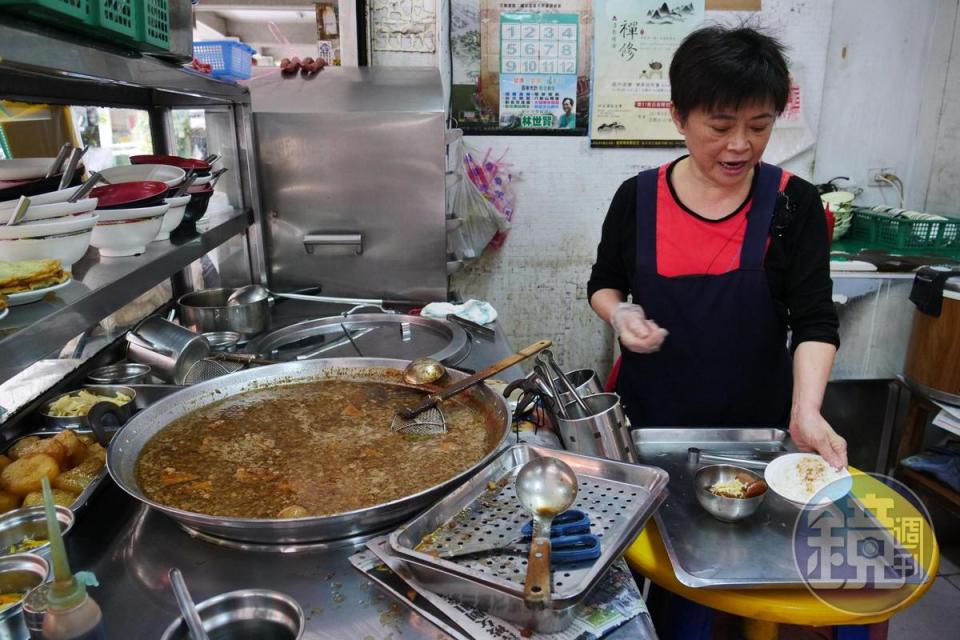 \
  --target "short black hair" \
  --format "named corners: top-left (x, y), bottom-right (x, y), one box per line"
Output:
top-left (562, 97), bottom-right (574, 106)
top-left (669, 25), bottom-right (789, 121)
